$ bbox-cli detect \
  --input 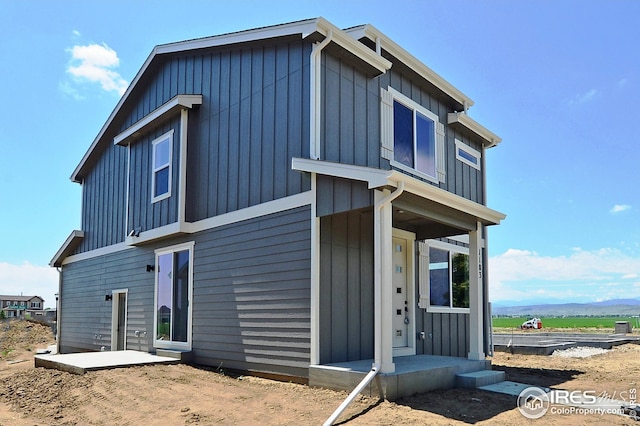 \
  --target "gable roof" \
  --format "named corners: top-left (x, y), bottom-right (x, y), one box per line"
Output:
top-left (0, 295), bottom-right (43, 302)
top-left (70, 17), bottom-right (479, 183)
